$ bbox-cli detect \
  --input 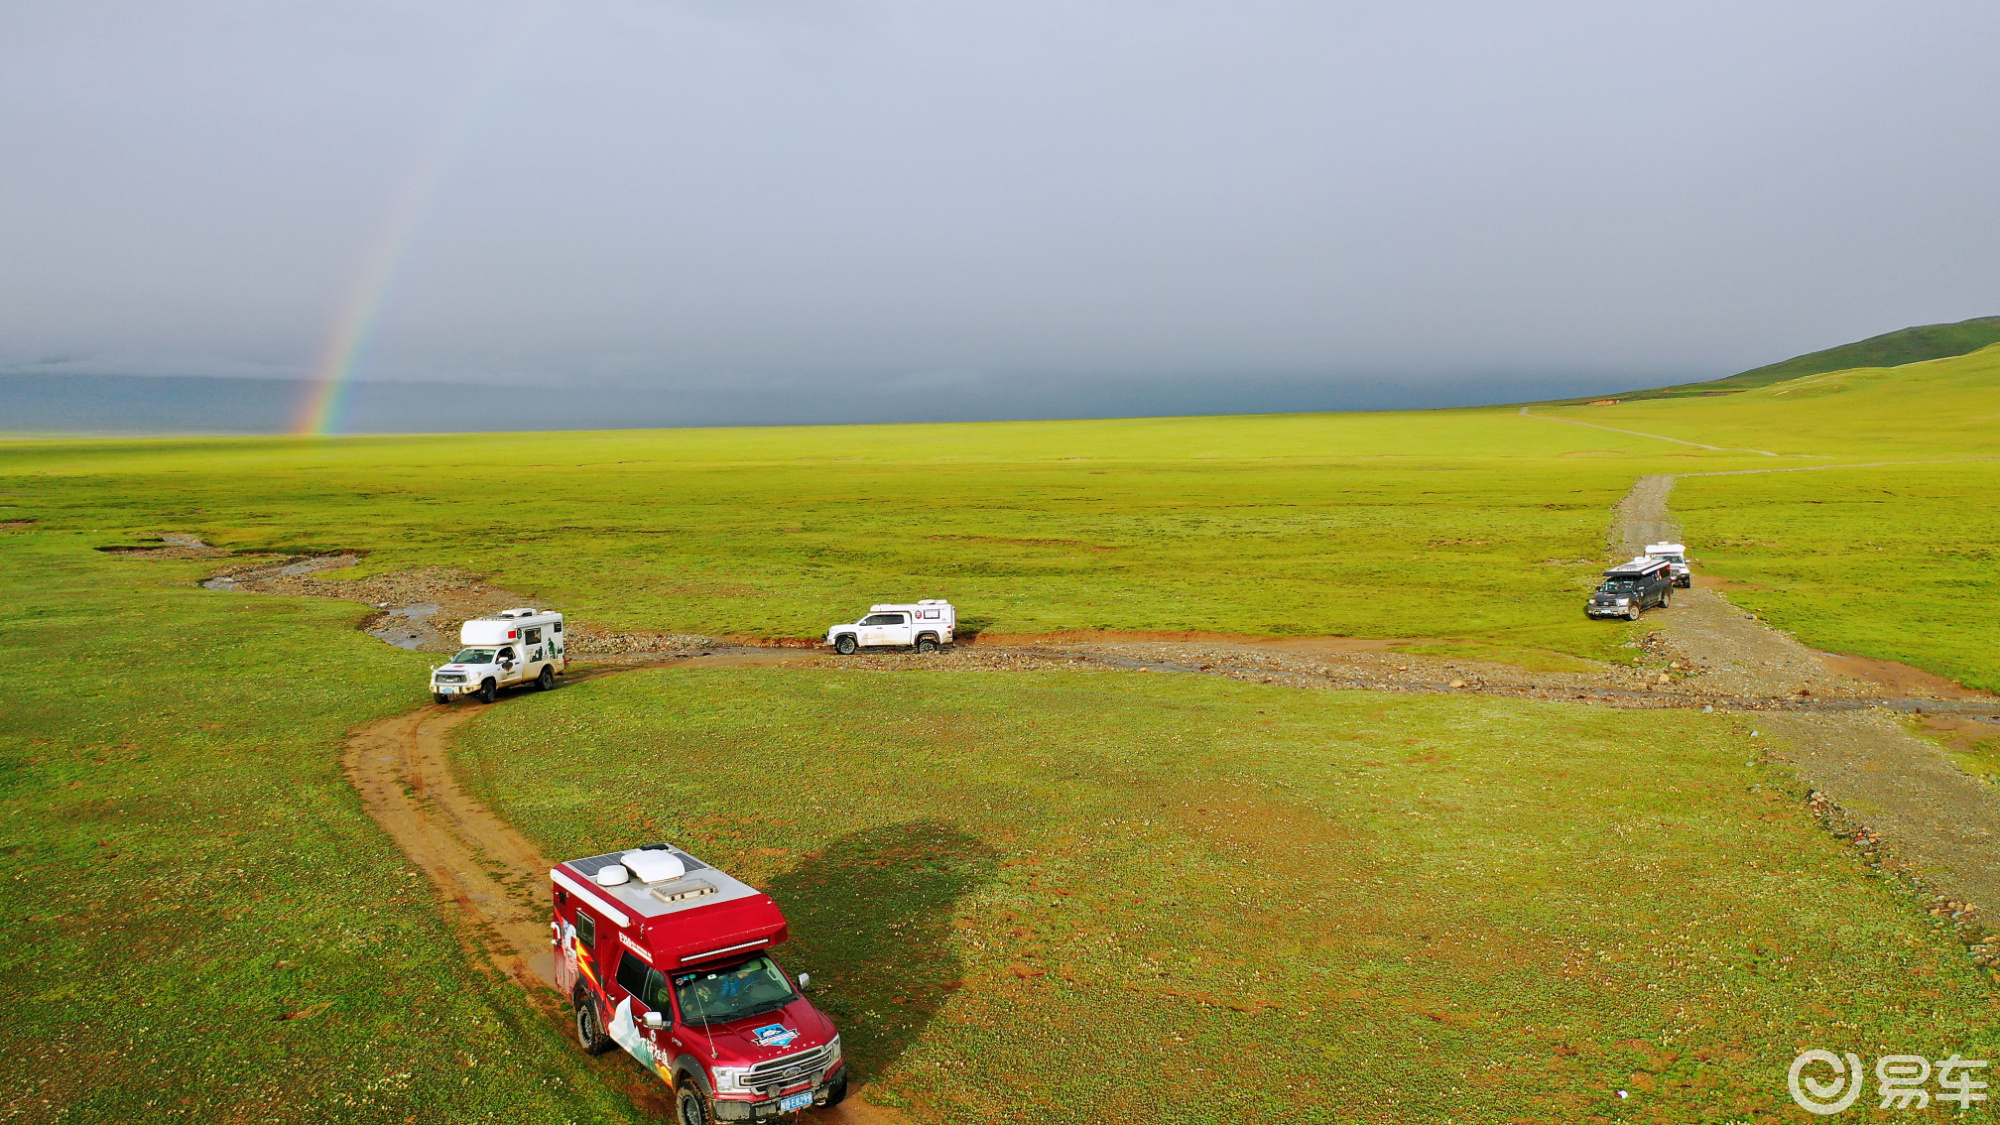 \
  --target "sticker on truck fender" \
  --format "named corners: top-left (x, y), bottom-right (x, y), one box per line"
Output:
top-left (752, 1023), bottom-right (799, 1047)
